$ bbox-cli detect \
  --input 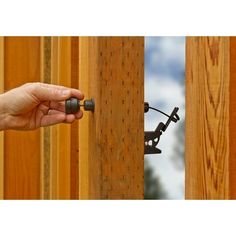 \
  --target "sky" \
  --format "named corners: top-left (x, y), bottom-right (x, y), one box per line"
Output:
top-left (145, 37), bottom-right (185, 199)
